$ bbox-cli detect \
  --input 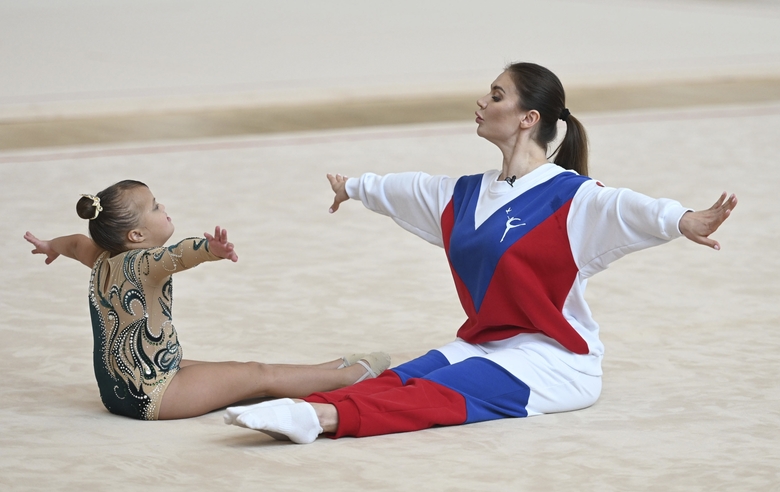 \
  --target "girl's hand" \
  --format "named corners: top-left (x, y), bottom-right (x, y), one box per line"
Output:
top-left (24, 232), bottom-right (60, 264)
top-left (679, 192), bottom-right (738, 250)
top-left (204, 226), bottom-right (238, 262)
top-left (327, 173), bottom-right (350, 213)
